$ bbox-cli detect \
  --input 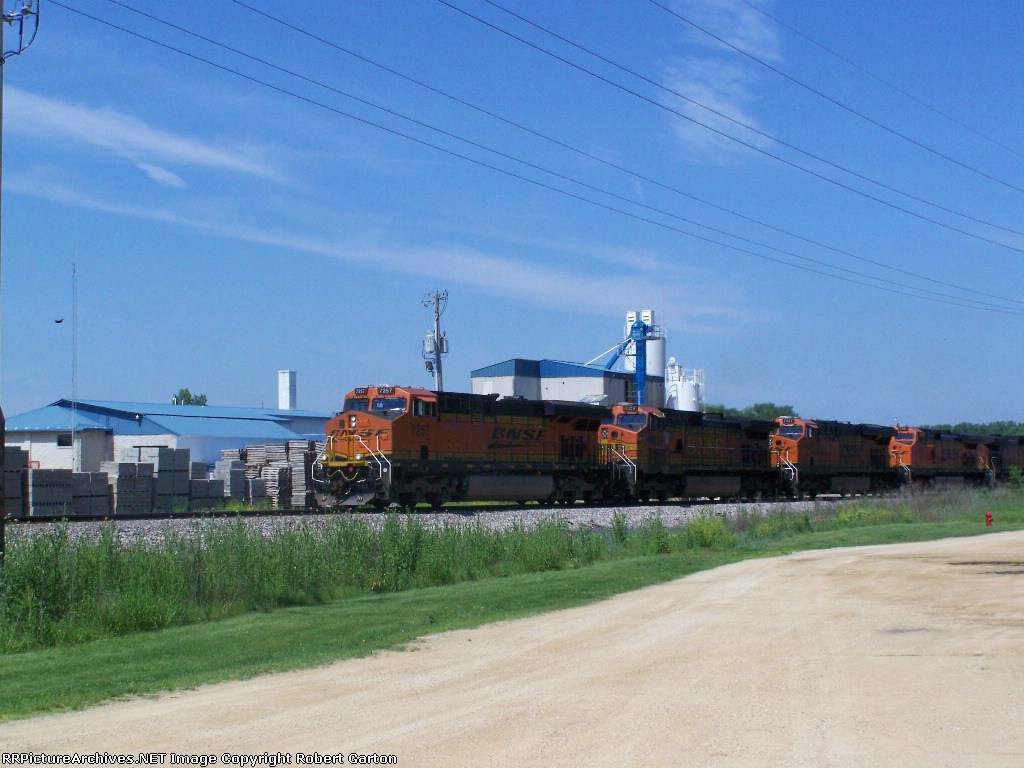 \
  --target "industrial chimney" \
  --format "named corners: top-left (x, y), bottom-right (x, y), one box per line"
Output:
top-left (278, 370), bottom-right (297, 410)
